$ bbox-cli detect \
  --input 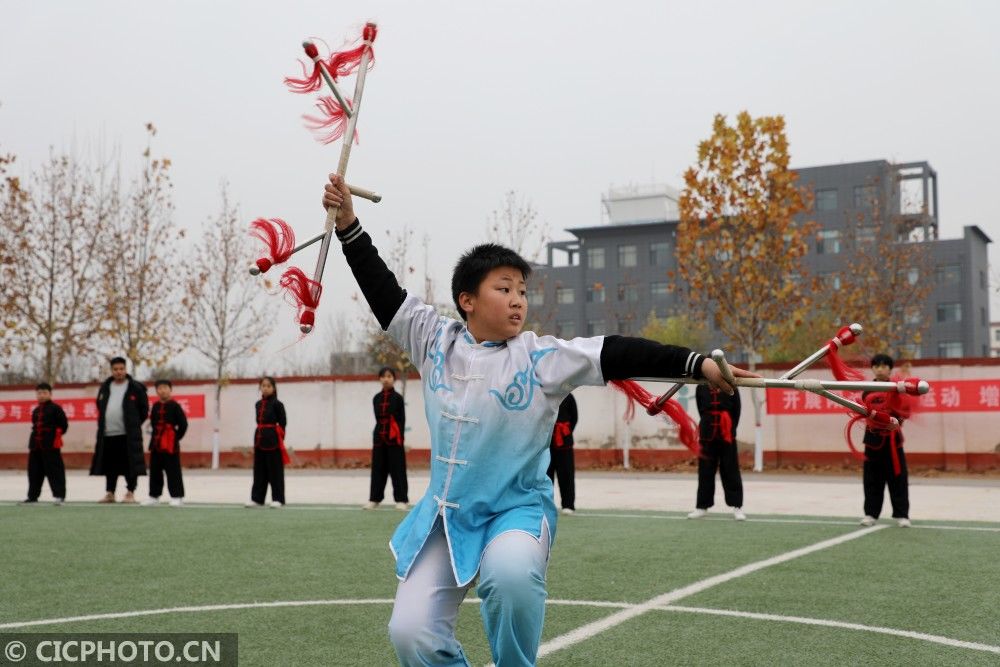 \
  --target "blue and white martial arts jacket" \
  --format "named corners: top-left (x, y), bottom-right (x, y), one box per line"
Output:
top-left (336, 219), bottom-right (706, 587)
top-left (387, 294), bottom-right (603, 585)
